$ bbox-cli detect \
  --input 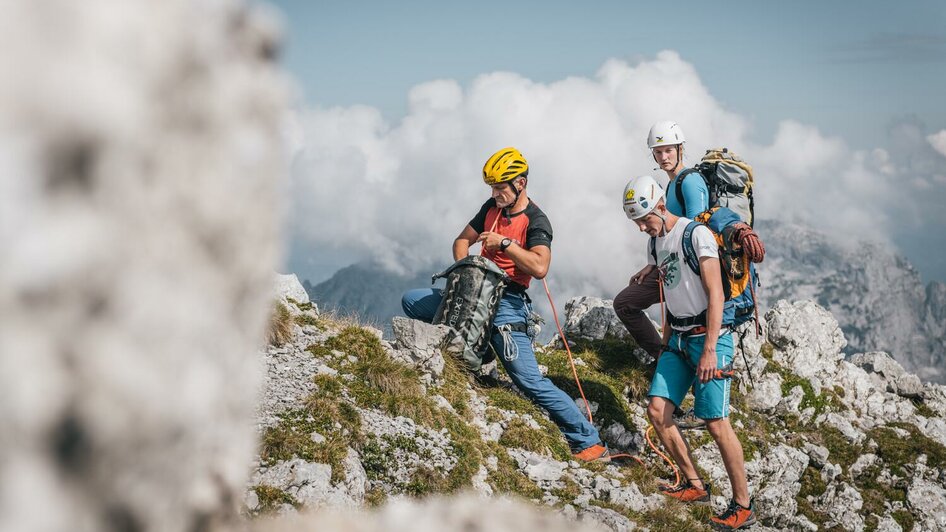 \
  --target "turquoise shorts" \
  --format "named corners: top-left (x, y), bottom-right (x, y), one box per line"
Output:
top-left (648, 331), bottom-right (734, 420)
